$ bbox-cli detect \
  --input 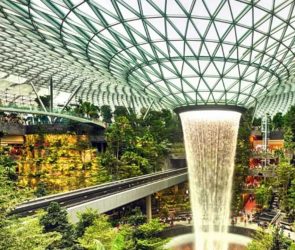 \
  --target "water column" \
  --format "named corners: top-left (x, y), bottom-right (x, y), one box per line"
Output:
top-left (178, 108), bottom-right (241, 250)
